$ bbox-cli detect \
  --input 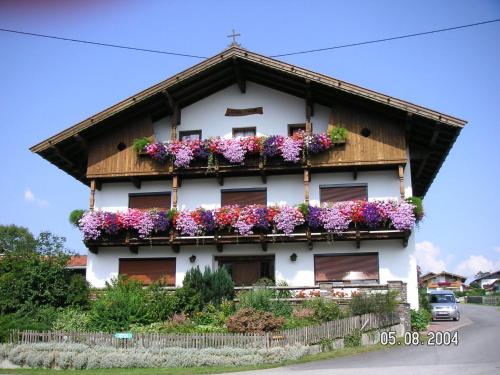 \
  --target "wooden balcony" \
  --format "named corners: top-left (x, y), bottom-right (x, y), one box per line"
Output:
top-left (85, 227), bottom-right (410, 254)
